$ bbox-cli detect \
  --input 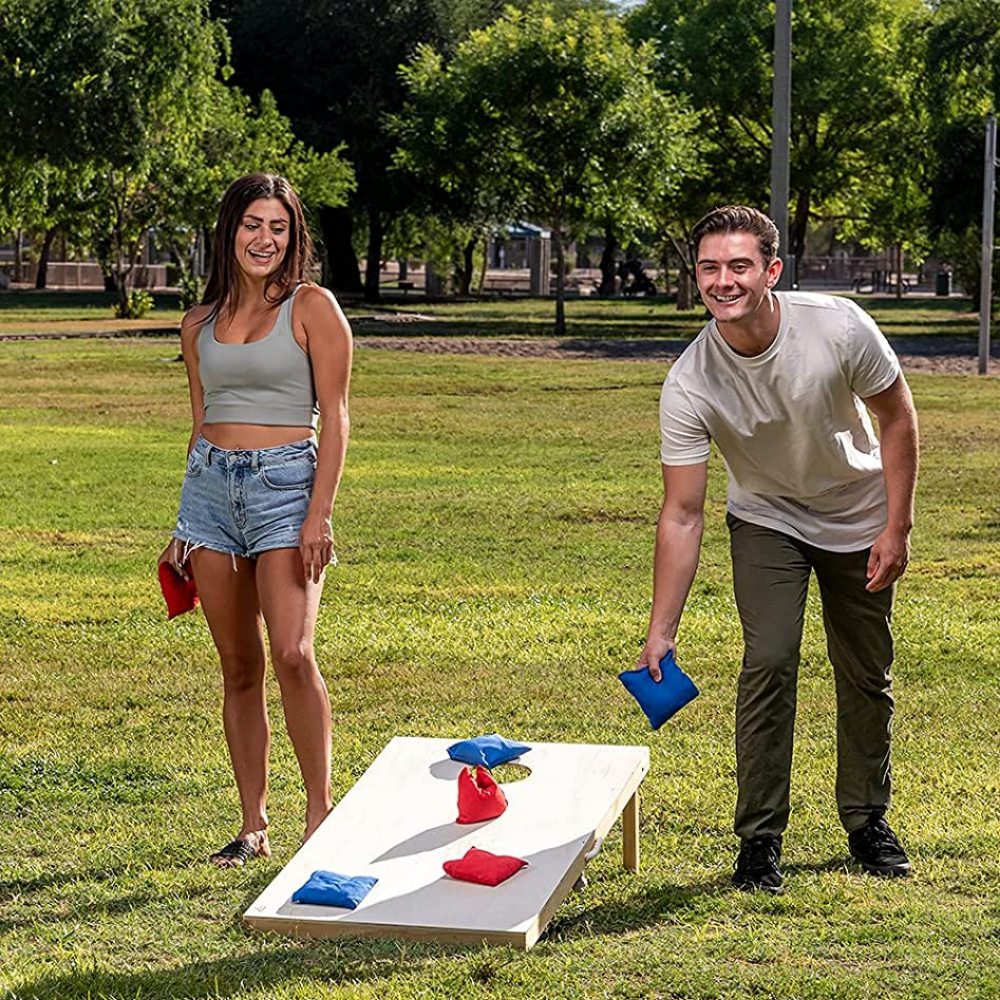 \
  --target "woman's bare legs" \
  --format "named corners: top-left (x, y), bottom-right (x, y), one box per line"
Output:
top-left (255, 547), bottom-right (332, 841)
top-left (190, 548), bottom-right (273, 865)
